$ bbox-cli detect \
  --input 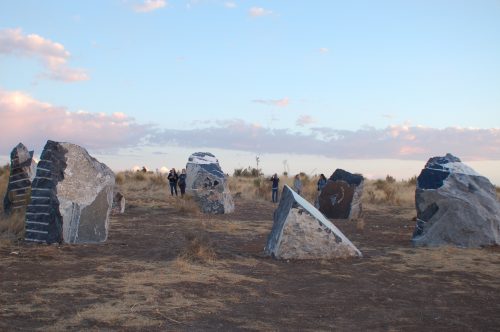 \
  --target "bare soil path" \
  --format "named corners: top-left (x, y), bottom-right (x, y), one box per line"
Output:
top-left (1, 197), bottom-right (499, 331)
